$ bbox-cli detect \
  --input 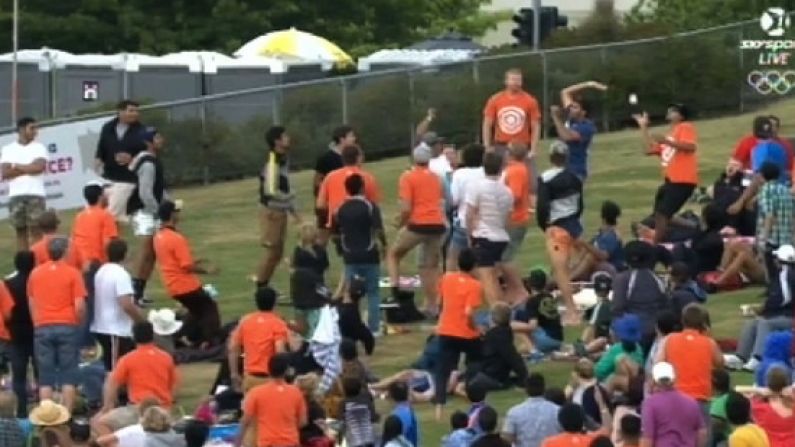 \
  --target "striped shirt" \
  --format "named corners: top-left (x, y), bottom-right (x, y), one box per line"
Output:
top-left (757, 181), bottom-right (793, 247)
